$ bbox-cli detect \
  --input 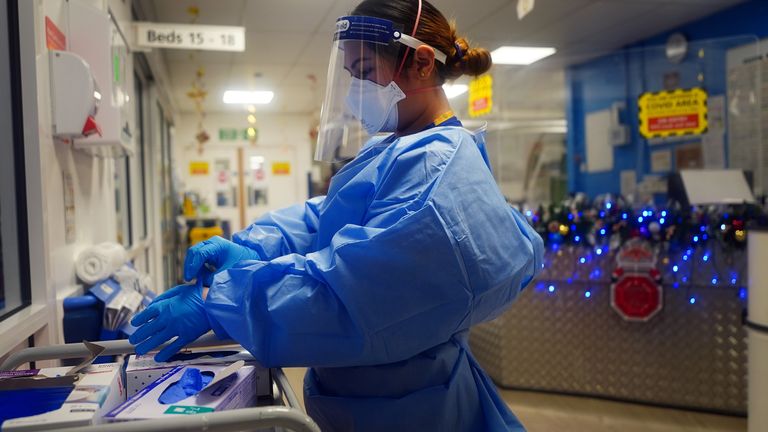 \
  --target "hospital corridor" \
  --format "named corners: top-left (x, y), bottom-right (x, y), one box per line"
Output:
top-left (0, 0), bottom-right (767, 431)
